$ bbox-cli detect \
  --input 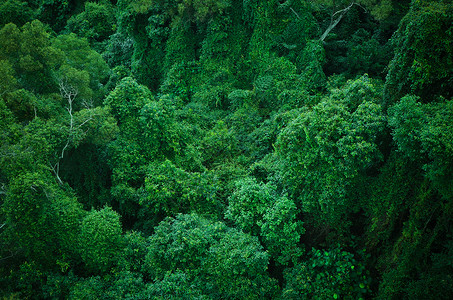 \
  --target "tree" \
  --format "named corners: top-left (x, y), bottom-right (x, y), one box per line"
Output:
top-left (140, 159), bottom-right (220, 228)
top-left (383, 0), bottom-right (453, 106)
top-left (260, 195), bottom-right (304, 265)
top-left (283, 246), bottom-right (370, 299)
top-left (103, 77), bottom-right (153, 217)
top-left (312, 0), bottom-right (395, 43)
top-left (203, 227), bottom-right (279, 299)
top-left (78, 206), bottom-right (123, 274)
top-left (275, 75), bottom-right (385, 230)
top-left (66, 2), bottom-right (116, 44)
top-left (226, 177), bottom-right (304, 265)
top-left (143, 214), bottom-right (228, 281)
top-left (52, 33), bottom-right (110, 104)
top-left (225, 177), bottom-right (275, 236)
top-left (0, 20), bottom-right (64, 94)
top-left (199, 120), bottom-right (238, 168)
top-left (36, 0), bottom-right (75, 32)
top-left (0, 0), bottom-right (35, 26)
top-left (2, 170), bottom-right (84, 267)
top-left (319, 1), bottom-right (361, 43)
top-left (144, 270), bottom-right (206, 299)
top-left (140, 96), bottom-right (184, 161)
top-left (143, 213), bottom-right (278, 298)
top-left (0, 60), bottom-right (17, 96)
top-left (389, 96), bottom-right (453, 198)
